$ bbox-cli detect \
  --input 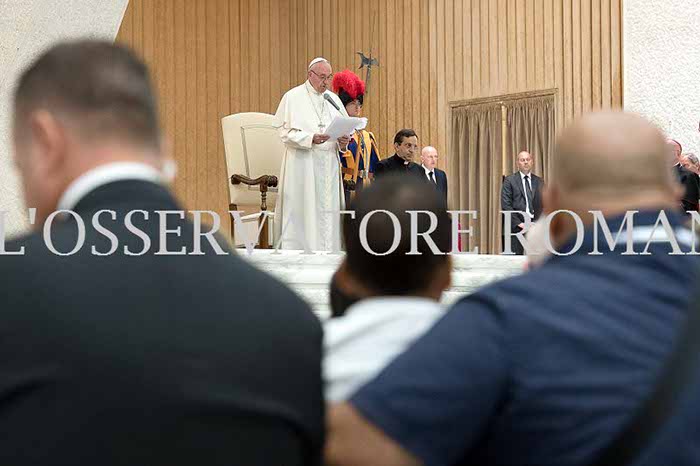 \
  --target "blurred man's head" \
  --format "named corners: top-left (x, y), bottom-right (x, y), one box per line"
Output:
top-left (393, 129), bottom-right (418, 162)
top-left (667, 139), bottom-right (683, 165)
top-left (420, 146), bottom-right (438, 170)
top-left (331, 175), bottom-right (451, 316)
top-left (307, 59), bottom-right (333, 94)
top-left (545, 111), bottom-right (680, 247)
top-left (684, 153), bottom-right (700, 174)
top-left (517, 151), bottom-right (533, 174)
top-left (12, 40), bottom-right (164, 227)
top-left (680, 153), bottom-right (692, 170)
